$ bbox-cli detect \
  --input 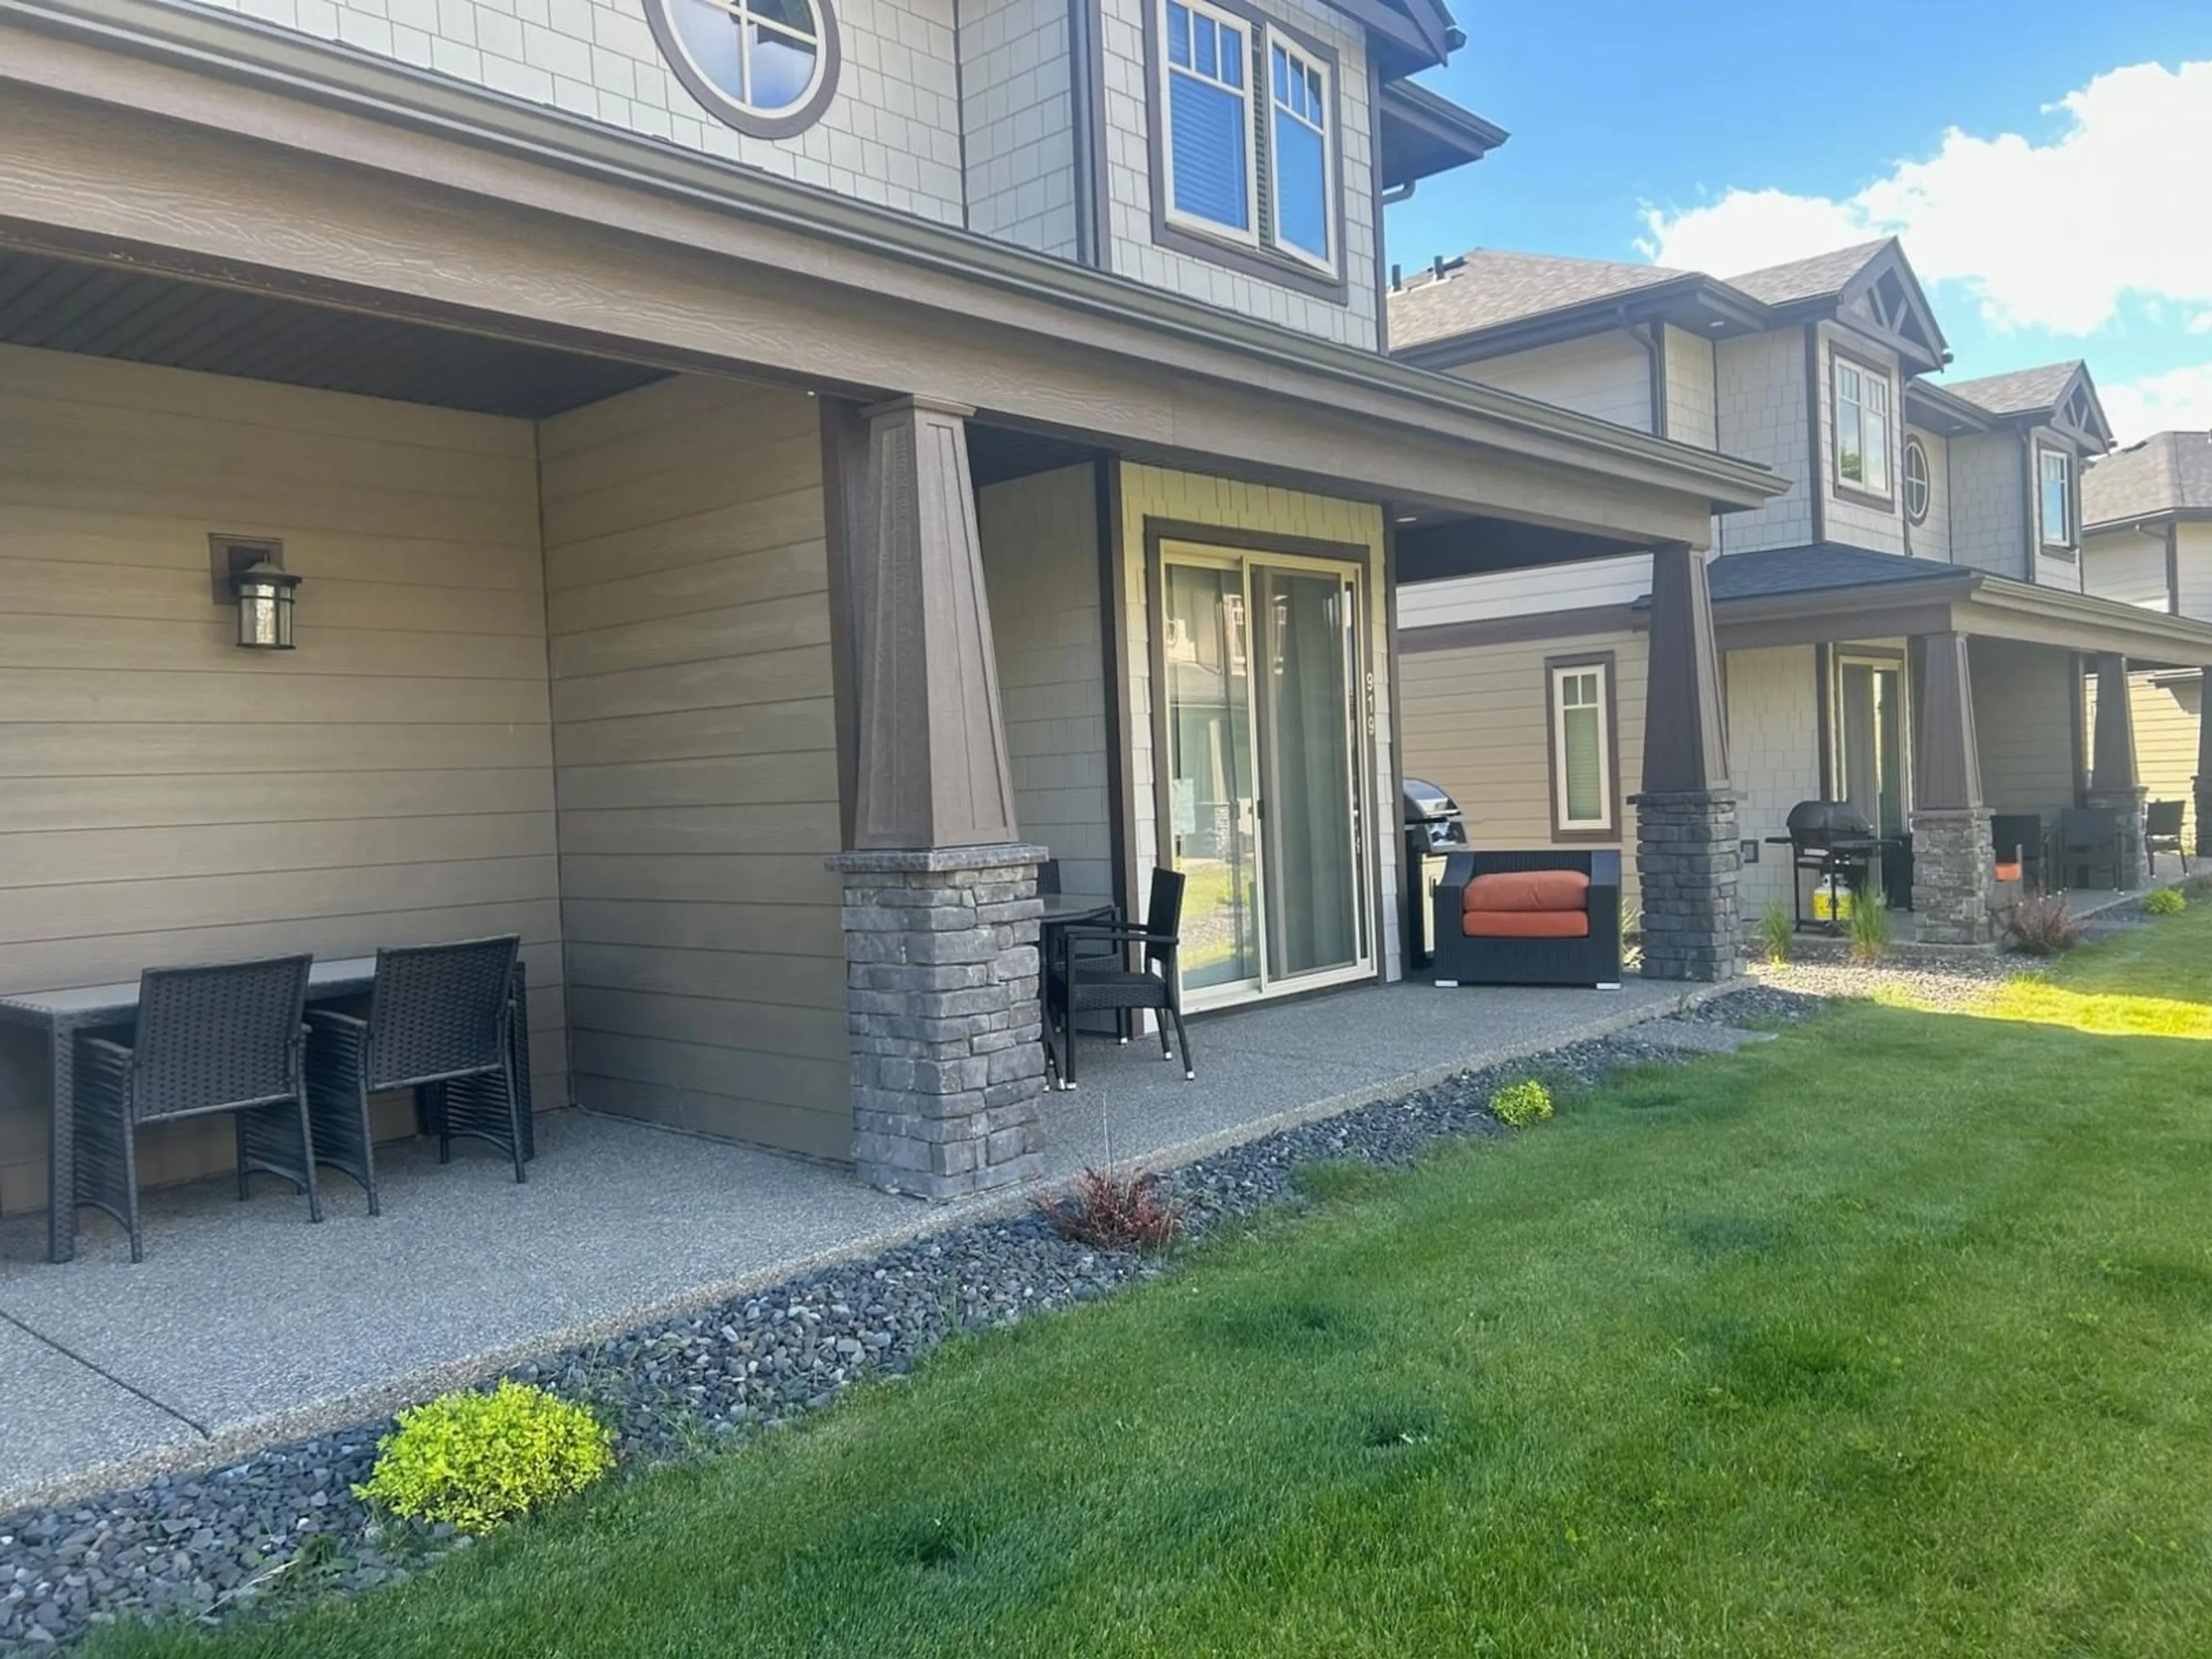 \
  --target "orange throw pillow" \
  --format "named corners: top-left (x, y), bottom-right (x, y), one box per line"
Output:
top-left (1463, 910), bottom-right (1590, 940)
top-left (1994, 861), bottom-right (2022, 883)
top-left (1462, 869), bottom-right (1592, 914)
